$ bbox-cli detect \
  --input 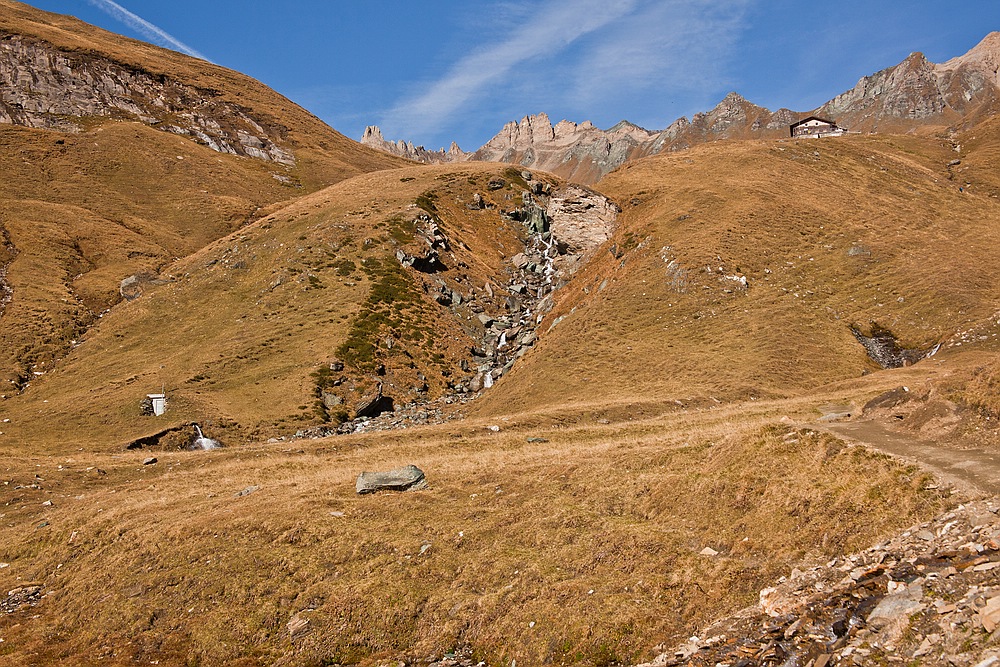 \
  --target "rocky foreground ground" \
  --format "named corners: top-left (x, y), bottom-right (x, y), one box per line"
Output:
top-left (638, 498), bottom-right (1000, 667)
